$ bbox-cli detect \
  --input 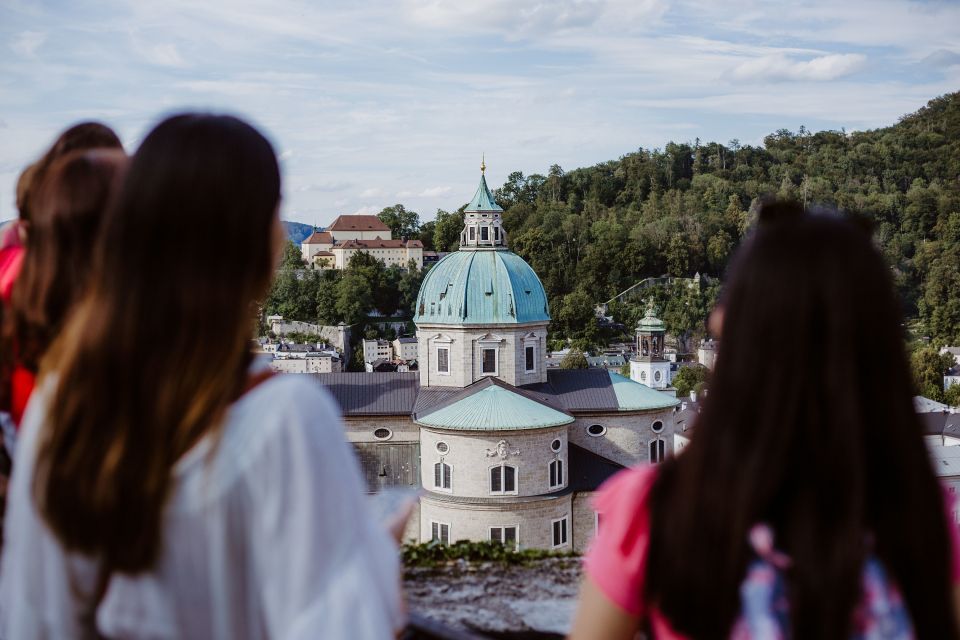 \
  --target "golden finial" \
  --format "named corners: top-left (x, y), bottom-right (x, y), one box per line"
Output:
top-left (481, 153), bottom-right (486, 174)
